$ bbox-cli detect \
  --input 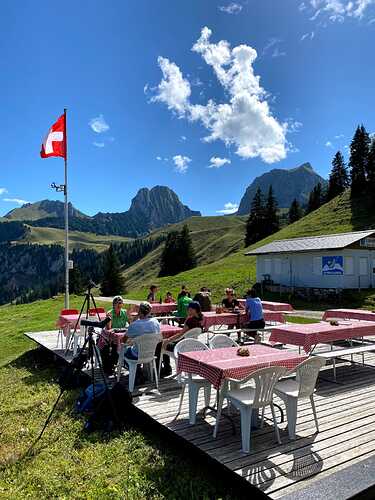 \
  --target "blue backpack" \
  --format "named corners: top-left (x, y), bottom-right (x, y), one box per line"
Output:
top-left (75, 383), bottom-right (106, 413)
